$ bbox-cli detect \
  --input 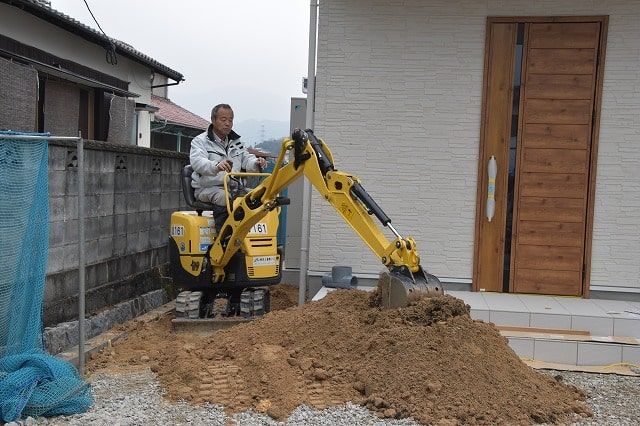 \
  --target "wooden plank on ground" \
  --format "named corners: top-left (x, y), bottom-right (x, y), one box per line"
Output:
top-left (498, 325), bottom-right (590, 336)
top-left (524, 360), bottom-right (639, 376)
top-left (501, 327), bottom-right (640, 344)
